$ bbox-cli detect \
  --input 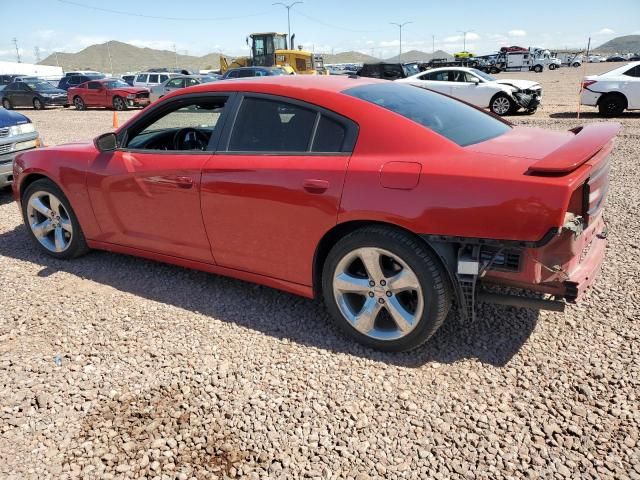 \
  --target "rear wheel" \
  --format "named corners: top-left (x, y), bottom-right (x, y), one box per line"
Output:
top-left (598, 93), bottom-right (626, 117)
top-left (112, 96), bottom-right (127, 111)
top-left (73, 96), bottom-right (85, 110)
top-left (532, 64), bottom-right (543, 73)
top-left (548, 64), bottom-right (557, 70)
top-left (1, 98), bottom-right (11, 110)
top-left (490, 93), bottom-right (515, 116)
top-left (33, 98), bottom-right (44, 110)
top-left (322, 226), bottom-right (451, 352)
top-left (22, 179), bottom-right (89, 259)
